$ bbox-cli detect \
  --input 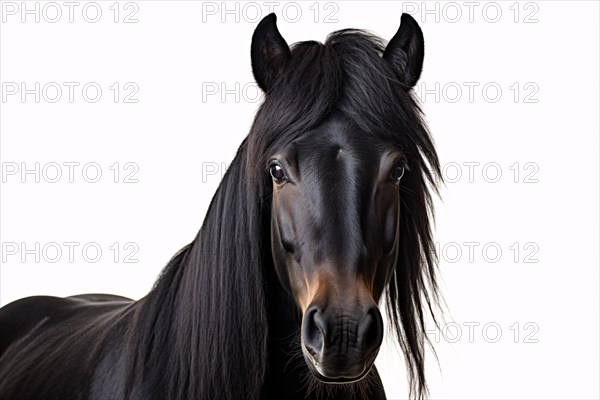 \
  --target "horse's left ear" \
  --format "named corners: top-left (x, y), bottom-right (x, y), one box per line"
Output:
top-left (251, 13), bottom-right (291, 92)
top-left (383, 13), bottom-right (424, 89)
